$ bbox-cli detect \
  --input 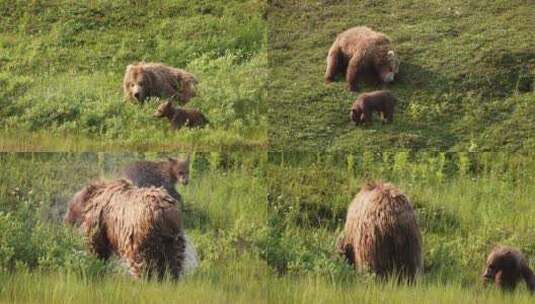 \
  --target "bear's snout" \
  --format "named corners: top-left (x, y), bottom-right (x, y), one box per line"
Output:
top-left (384, 72), bottom-right (394, 83)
